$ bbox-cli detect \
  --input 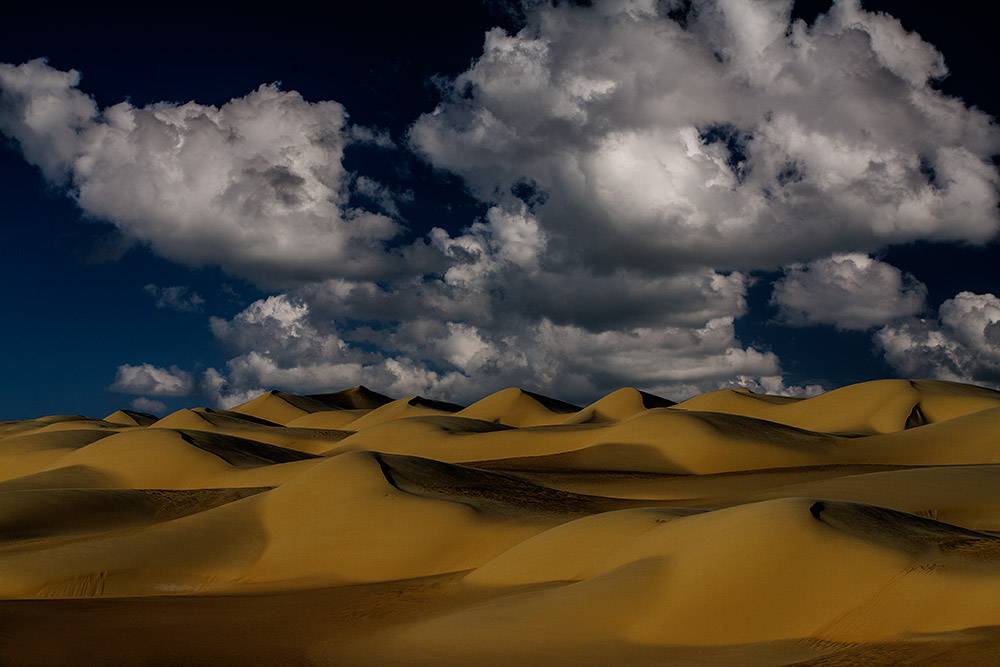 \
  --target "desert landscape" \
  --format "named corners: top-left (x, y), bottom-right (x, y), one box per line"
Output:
top-left (2, 378), bottom-right (1000, 665)
top-left (3, 1), bottom-right (1000, 664)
